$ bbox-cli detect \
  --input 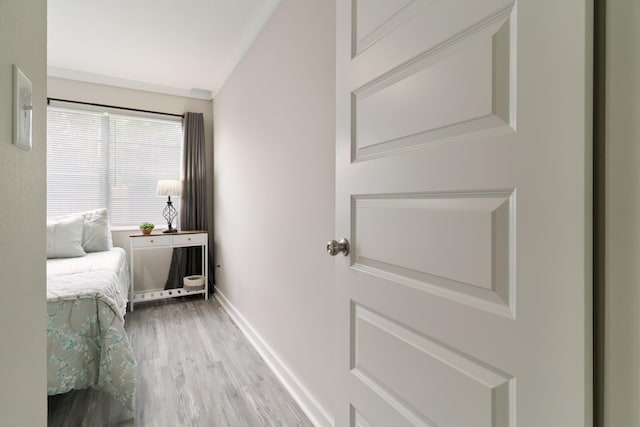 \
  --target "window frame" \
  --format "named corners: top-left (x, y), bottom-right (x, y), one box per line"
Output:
top-left (47, 101), bottom-right (184, 228)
